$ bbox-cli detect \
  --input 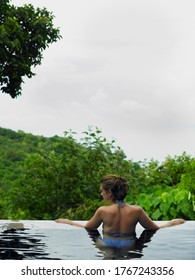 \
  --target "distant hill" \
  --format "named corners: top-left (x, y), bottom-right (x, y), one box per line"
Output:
top-left (0, 127), bottom-right (63, 190)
